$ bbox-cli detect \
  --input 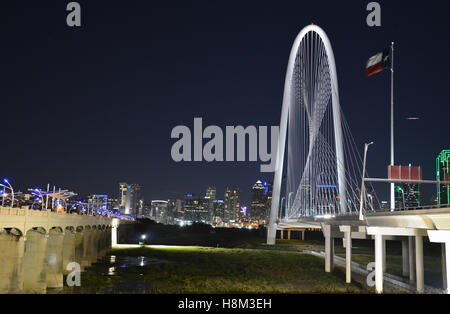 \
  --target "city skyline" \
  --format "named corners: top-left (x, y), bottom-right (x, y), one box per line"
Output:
top-left (1, 0), bottom-right (450, 297)
top-left (1, 1), bottom-right (449, 207)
